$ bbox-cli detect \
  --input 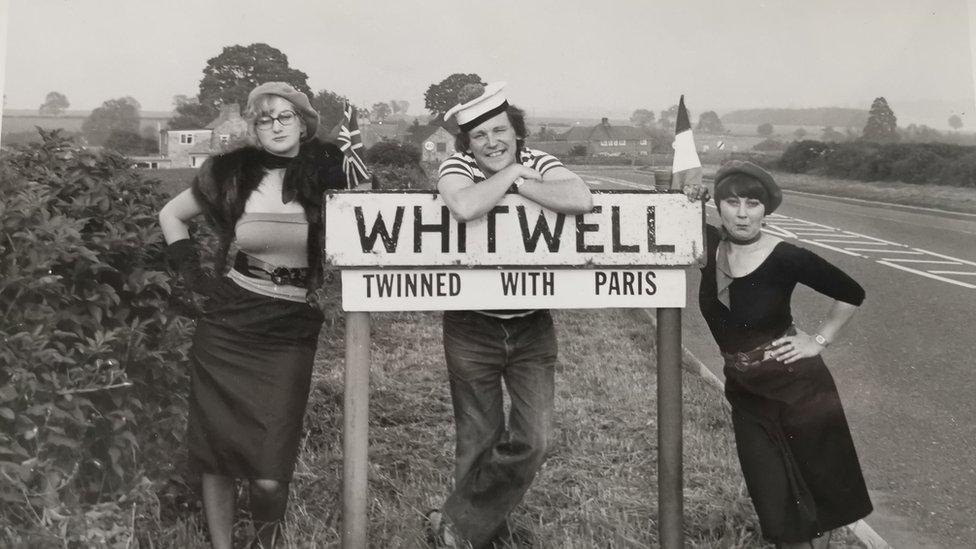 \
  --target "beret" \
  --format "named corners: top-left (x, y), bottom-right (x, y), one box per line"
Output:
top-left (714, 160), bottom-right (782, 214)
top-left (247, 82), bottom-right (319, 141)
